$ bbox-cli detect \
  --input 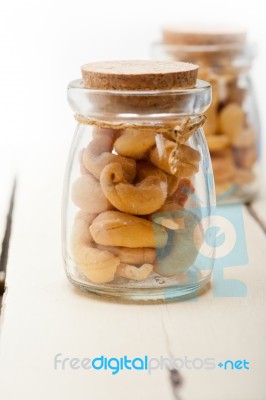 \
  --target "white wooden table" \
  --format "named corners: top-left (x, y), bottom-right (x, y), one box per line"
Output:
top-left (0, 156), bottom-right (15, 299)
top-left (0, 143), bottom-right (265, 400)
